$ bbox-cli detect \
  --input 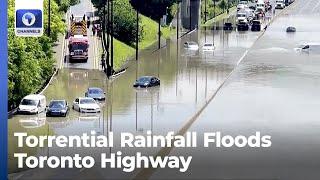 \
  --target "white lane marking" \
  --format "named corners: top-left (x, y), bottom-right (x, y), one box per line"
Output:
top-left (237, 50), bottom-right (249, 66)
